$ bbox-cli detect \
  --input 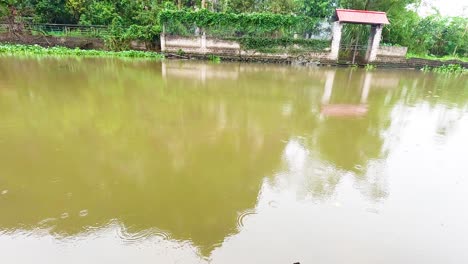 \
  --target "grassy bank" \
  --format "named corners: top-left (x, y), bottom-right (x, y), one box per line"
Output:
top-left (407, 53), bottom-right (468, 63)
top-left (0, 44), bottom-right (164, 59)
